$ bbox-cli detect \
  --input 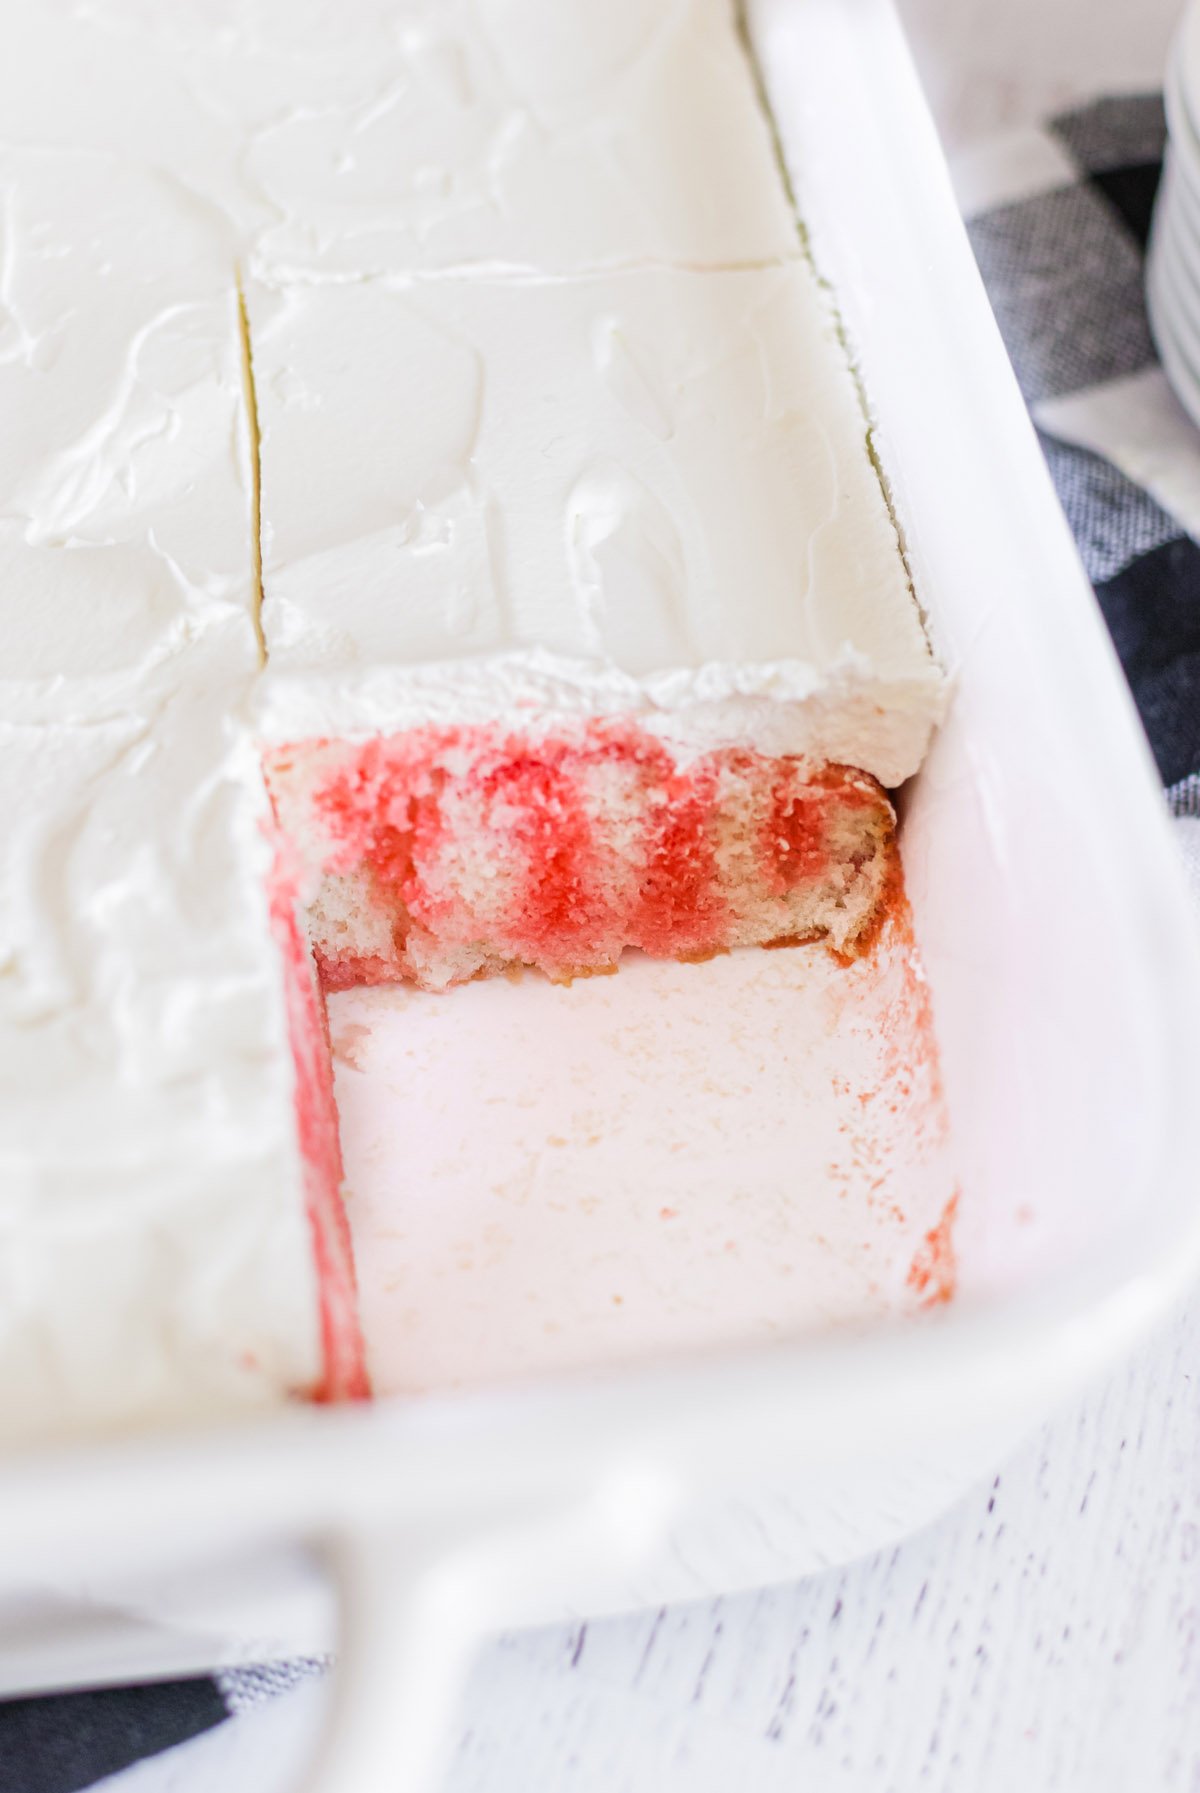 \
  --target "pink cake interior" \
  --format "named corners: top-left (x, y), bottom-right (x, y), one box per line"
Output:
top-left (265, 720), bottom-right (898, 996)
